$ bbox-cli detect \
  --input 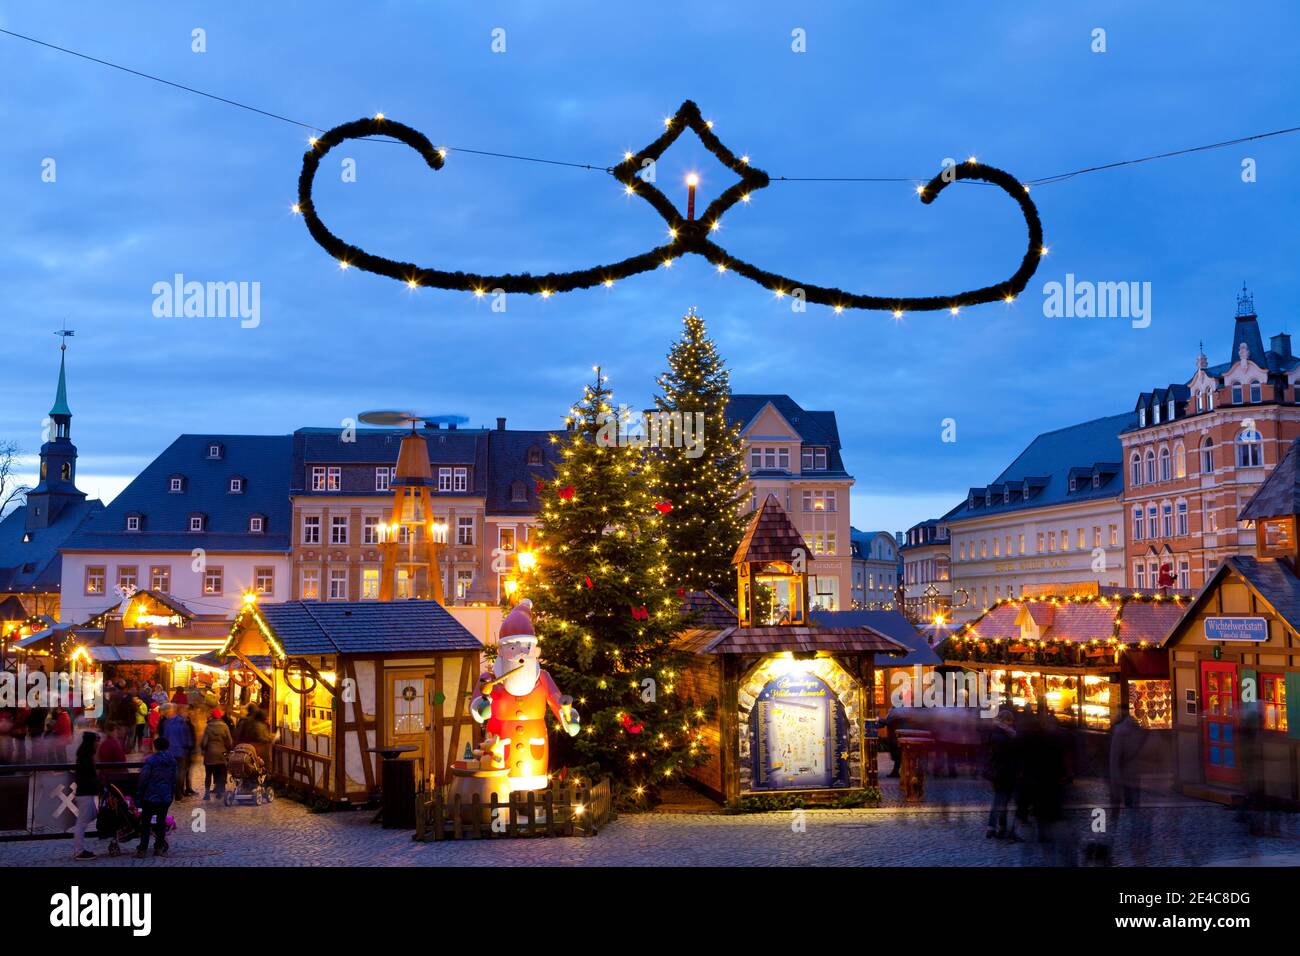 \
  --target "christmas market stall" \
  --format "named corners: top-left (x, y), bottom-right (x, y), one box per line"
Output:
top-left (1161, 441), bottom-right (1300, 805)
top-left (675, 495), bottom-right (908, 804)
top-left (941, 583), bottom-right (1184, 733)
top-left (221, 598), bottom-right (482, 804)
